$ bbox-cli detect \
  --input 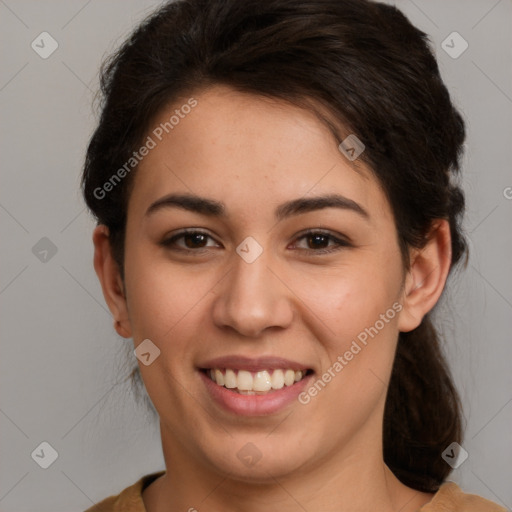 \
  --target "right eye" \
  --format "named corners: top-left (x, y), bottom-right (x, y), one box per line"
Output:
top-left (160, 229), bottom-right (221, 253)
